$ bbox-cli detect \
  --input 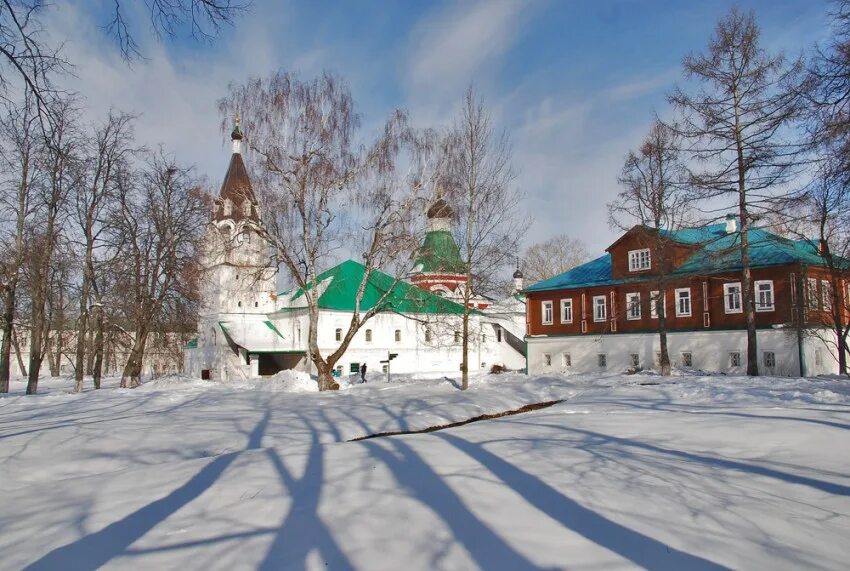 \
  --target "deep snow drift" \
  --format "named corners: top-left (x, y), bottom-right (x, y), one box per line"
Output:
top-left (1, 371), bottom-right (849, 570)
